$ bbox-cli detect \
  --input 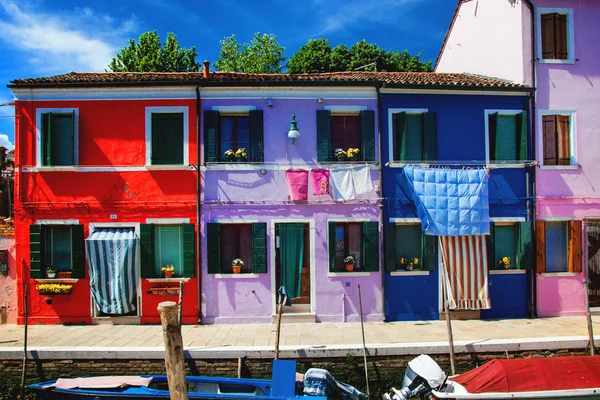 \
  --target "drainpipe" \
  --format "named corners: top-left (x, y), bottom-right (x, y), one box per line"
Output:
top-left (195, 84), bottom-right (202, 324)
top-left (375, 84), bottom-right (386, 321)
